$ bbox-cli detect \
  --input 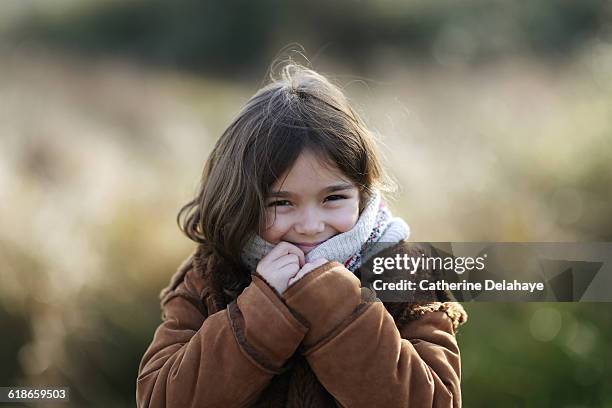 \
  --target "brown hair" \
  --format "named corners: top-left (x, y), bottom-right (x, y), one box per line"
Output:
top-left (178, 64), bottom-right (392, 290)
